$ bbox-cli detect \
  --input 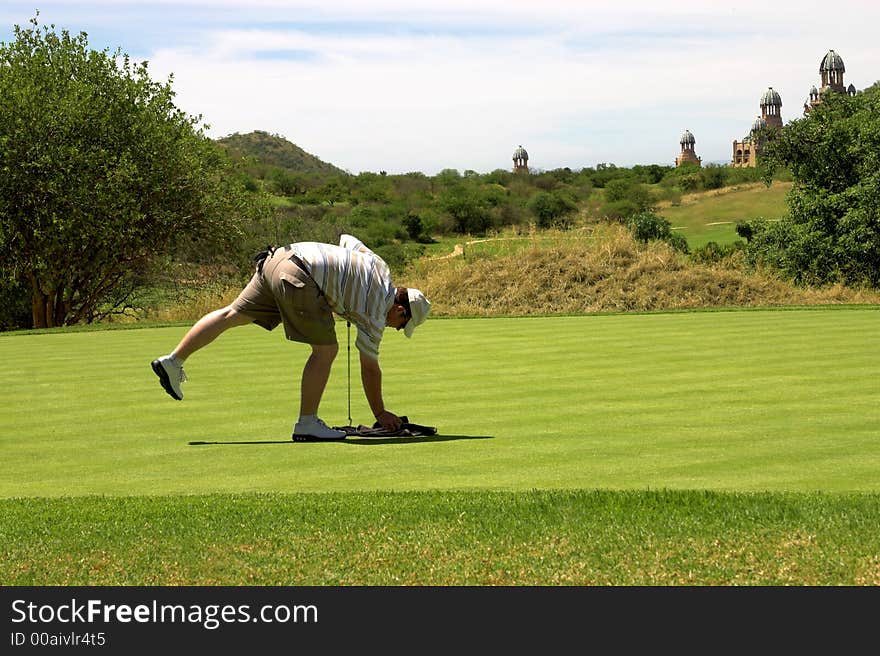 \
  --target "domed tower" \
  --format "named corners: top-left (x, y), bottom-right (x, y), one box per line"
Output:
top-left (806, 49), bottom-right (856, 114)
top-left (804, 84), bottom-right (820, 113)
top-left (512, 145), bottom-right (529, 173)
top-left (820, 49), bottom-right (845, 93)
top-left (760, 87), bottom-right (783, 128)
top-left (675, 130), bottom-right (701, 167)
top-left (732, 117), bottom-right (766, 168)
